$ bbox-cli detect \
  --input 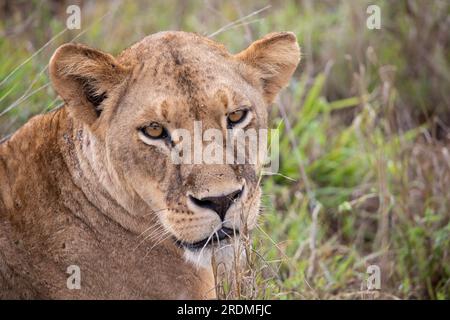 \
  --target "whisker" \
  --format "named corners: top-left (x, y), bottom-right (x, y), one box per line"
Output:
top-left (144, 232), bottom-right (173, 257)
top-left (136, 228), bottom-right (166, 248)
top-left (137, 224), bottom-right (161, 239)
top-left (142, 207), bottom-right (168, 217)
top-left (134, 226), bottom-right (168, 251)
top-left (141, 226), bottom-right (170, 244)
top-left (196, 231), bottom-right (216, 267)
